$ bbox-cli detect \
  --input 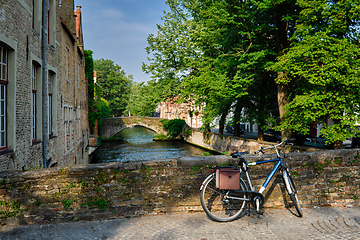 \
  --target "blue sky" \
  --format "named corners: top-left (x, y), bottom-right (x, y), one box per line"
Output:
top-left (75, 0), bottom-right (169, 83)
